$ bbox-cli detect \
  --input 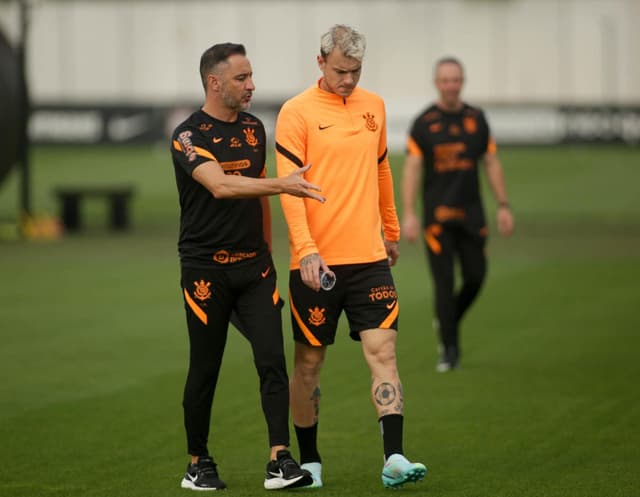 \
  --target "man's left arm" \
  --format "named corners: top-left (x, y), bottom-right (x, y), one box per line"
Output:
top-left (483, 150), bottom-right (514, 237)
top-left (260, 196), bottom-right (272, 251)
top-left (377, 111), bottom-right (401, 266)
top-left (260, 164), bottom-right (273, 251)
